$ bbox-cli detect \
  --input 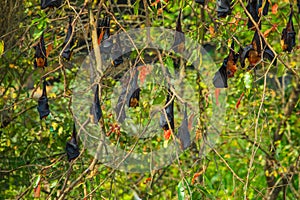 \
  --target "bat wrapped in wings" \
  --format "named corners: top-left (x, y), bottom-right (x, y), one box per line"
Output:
top-left (66, 123), bottom-right (80, 162)
top-left (62, 16), bottom-right (75, 60)
top-left (37, 80), bottom-right (50, 119)
top-left (213, 40), bottom-right (238, 88)
top-left (34, 33), bottom-right (47, 69)
top-left (115, 68), bottom-right (140, 123)
top-left (240, 31), bottom-right (276, 69)
top-left (160, 89), bottom-right (174, 140)
top-left (281, 5), bottom-right (296, 53)
top-left (177, 104), bottom-right (191, 150)
top-left (172, 9), bottom-right (185, 54)
top-left (41, 0), bottom-right (62, 9)
top-left (90, 84), bottom-right (102, 124)
top-left (246, 0), bottom-right (269, 30)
